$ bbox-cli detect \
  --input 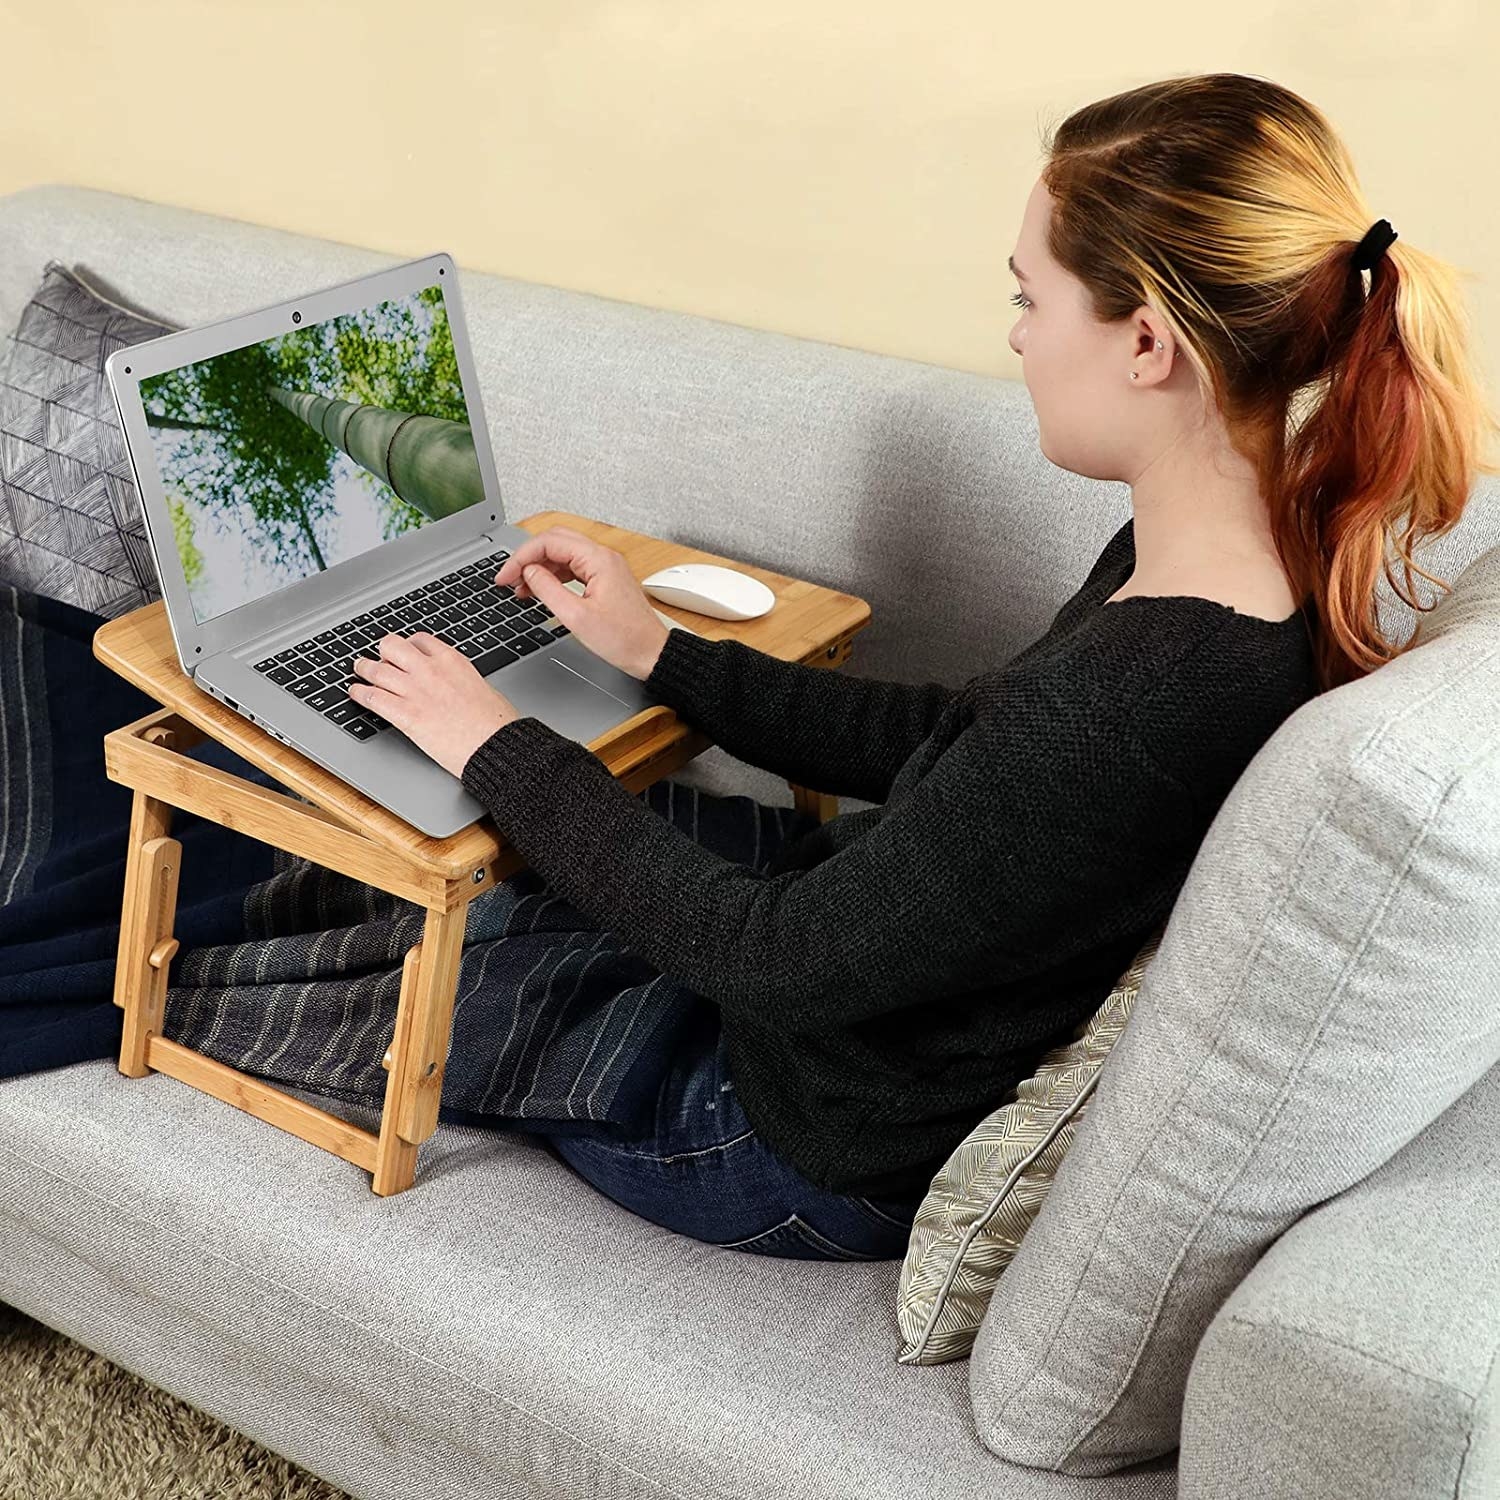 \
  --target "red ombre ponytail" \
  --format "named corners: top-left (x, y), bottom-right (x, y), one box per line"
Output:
top-left (1039, 72), bottom-right (1500, 692)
